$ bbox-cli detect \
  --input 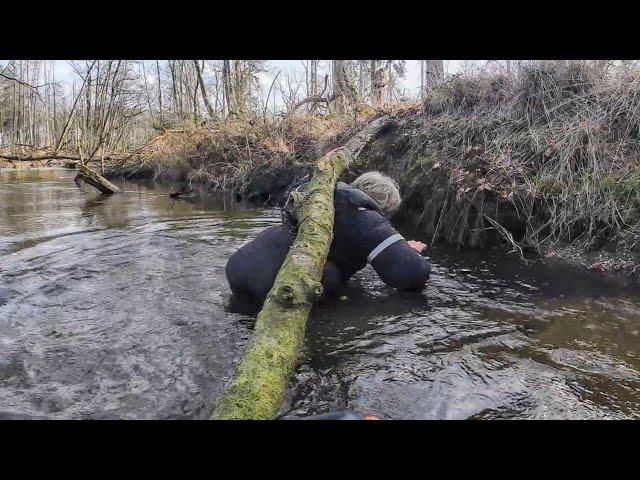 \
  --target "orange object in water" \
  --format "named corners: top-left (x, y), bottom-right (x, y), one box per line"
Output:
top-left (364, 415), bottom-right (380, 420)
